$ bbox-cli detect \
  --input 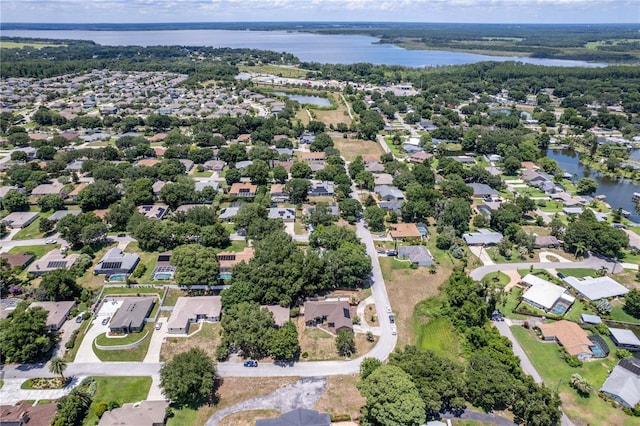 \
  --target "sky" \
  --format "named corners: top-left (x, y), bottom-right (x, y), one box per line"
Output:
top-left (1, 0), bottom-right (639, 24)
